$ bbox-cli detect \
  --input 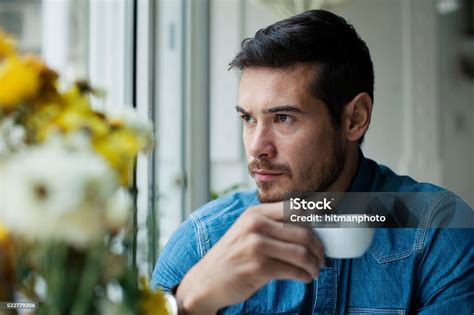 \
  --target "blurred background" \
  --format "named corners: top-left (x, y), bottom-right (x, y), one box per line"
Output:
top-left (0, 0), bottom-right (472, 278)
